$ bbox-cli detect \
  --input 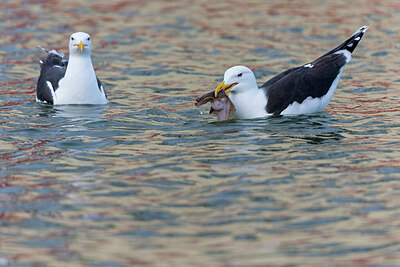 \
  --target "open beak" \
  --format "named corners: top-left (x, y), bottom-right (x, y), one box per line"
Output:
top-left (74, 41), bottom-right (87, 52)
top-left (214, 81), bottom-right (238, 97)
